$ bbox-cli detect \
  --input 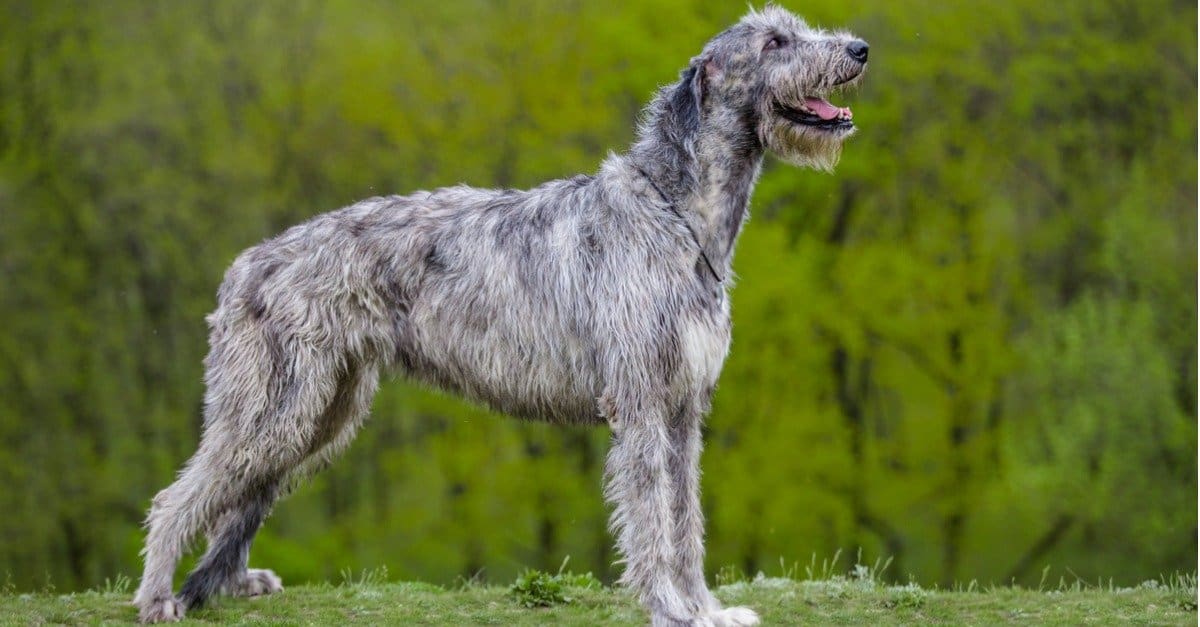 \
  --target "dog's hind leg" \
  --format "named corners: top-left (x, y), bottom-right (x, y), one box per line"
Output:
top-left (134, 448), bottom-right (248, 623)
top-left (176, 360), bottom-right (380, 611)
top-left (176, 479), bottom-right (282, 609)
top-left (283, 363), bottom-right (380, 486)
top-left (134, 325), bottom-right (346, 622)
